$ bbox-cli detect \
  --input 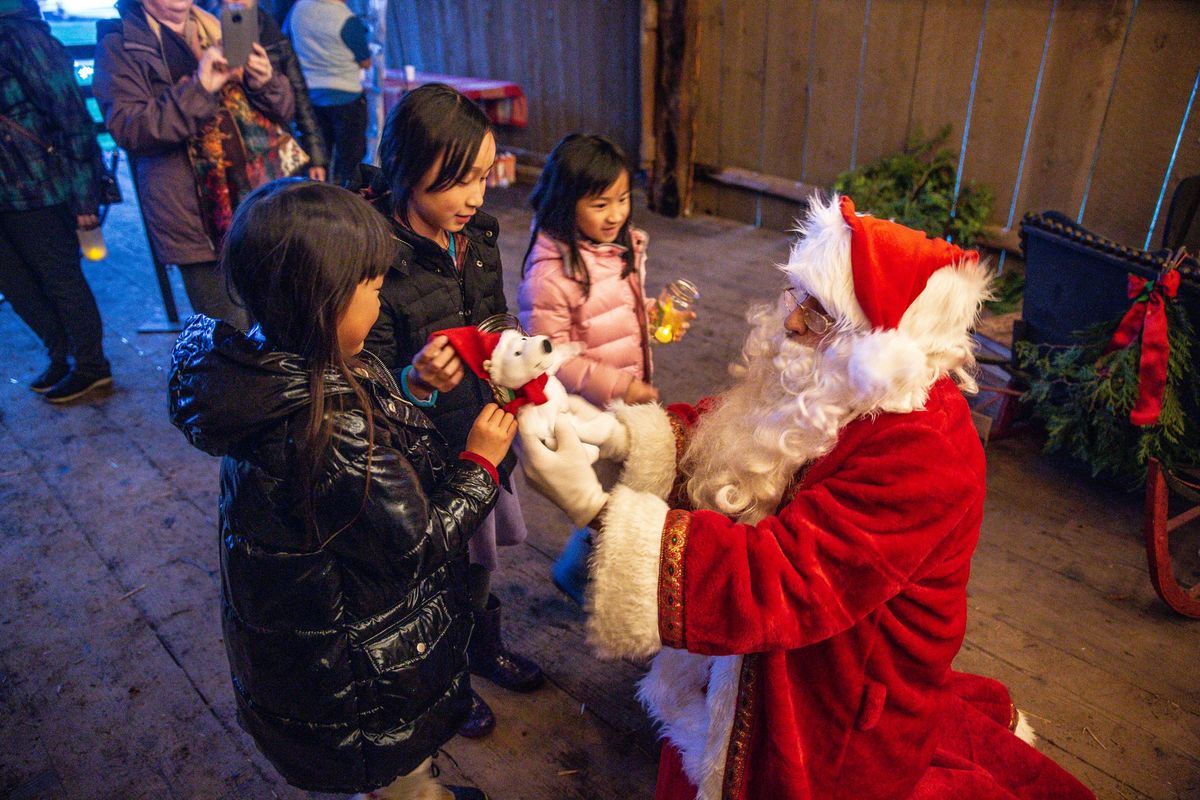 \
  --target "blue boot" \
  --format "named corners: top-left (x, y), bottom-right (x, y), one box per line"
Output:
top-left (551, 527), bottom-right (592, 607)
